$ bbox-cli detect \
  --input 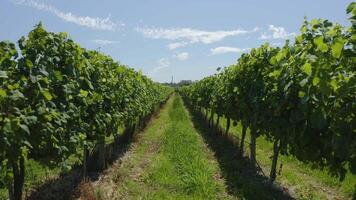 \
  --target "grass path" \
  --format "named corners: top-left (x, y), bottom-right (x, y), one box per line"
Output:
top-left (81, 94), bottom-right (355, 200)
top-left (89, 95), bottom-right (236, 199)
